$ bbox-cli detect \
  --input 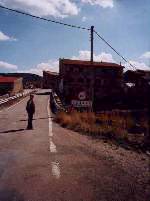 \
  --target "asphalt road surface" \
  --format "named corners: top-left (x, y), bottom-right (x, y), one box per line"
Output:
top-left (0, 89), bottom-right (149, 201)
